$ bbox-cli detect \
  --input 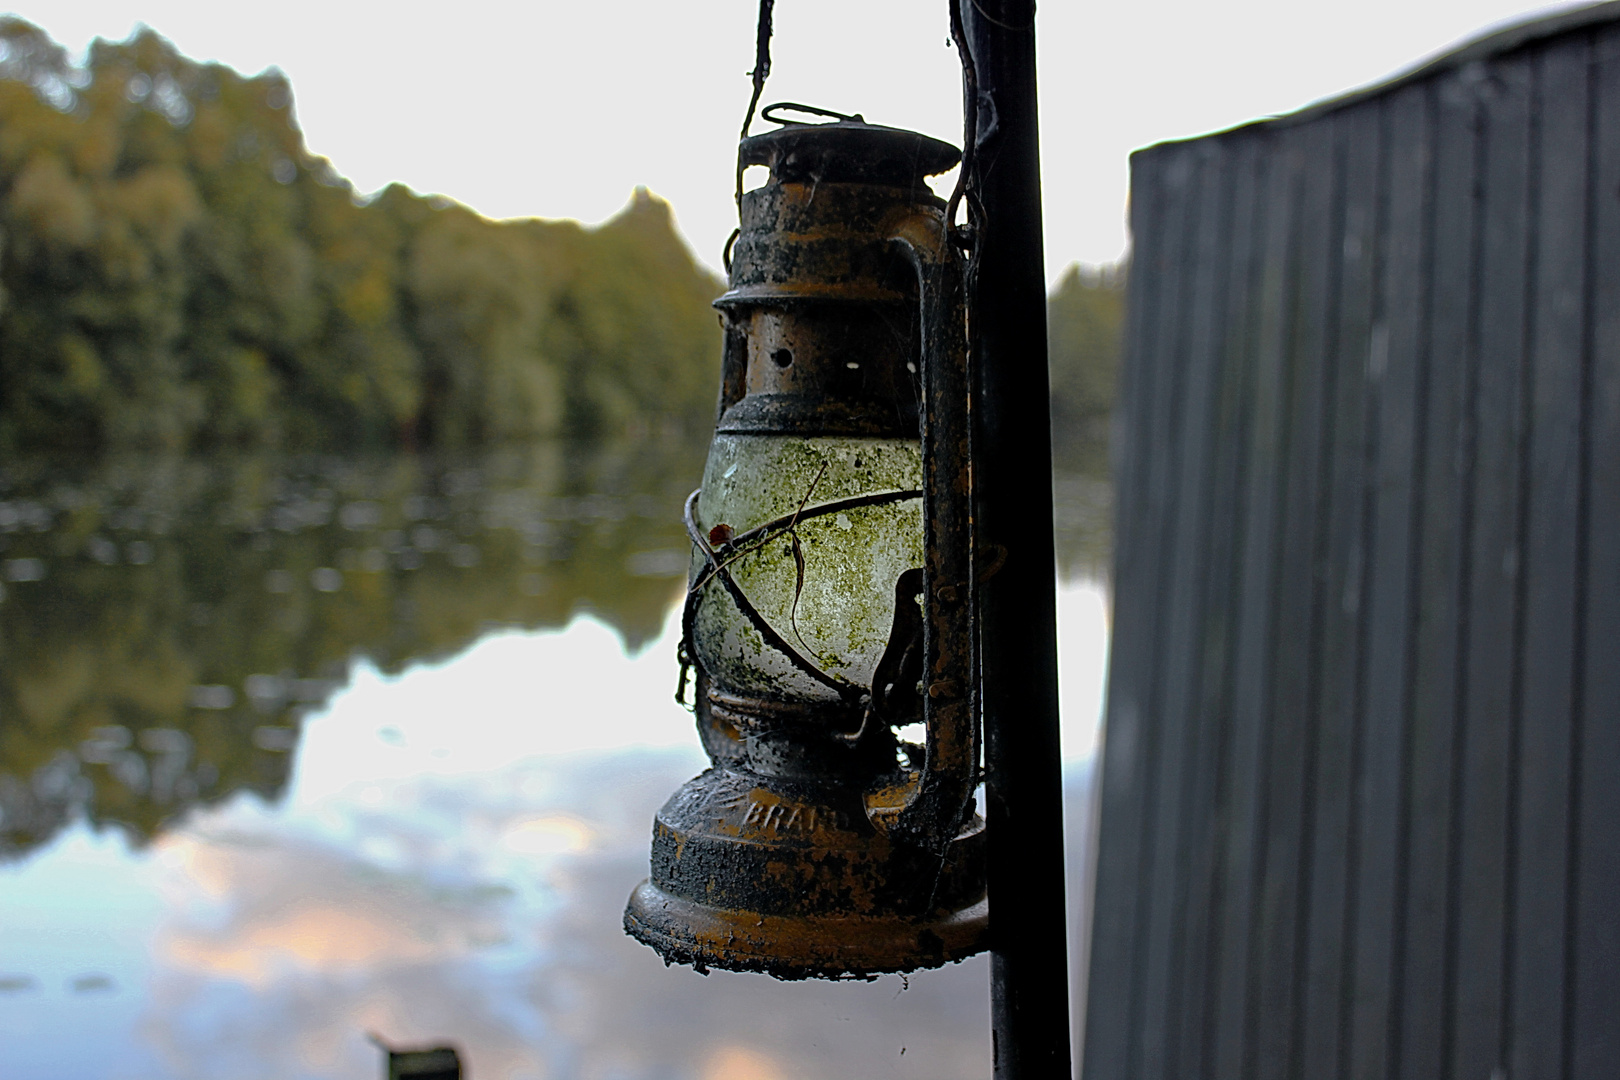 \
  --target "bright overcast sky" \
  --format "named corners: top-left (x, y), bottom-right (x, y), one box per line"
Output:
top-left (20, 0), bottom-right (1588, 282)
